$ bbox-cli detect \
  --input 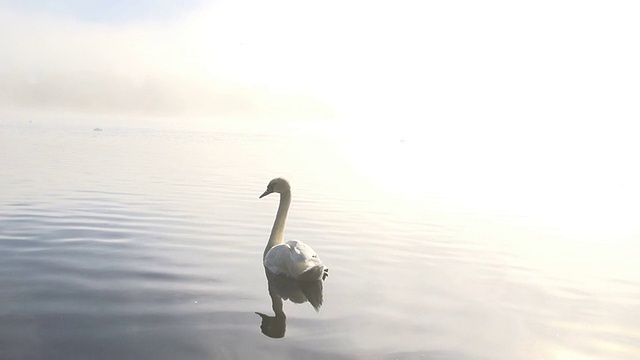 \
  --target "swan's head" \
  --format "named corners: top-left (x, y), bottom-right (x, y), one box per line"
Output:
top-left (259, 177), bottom-right (290, 198)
